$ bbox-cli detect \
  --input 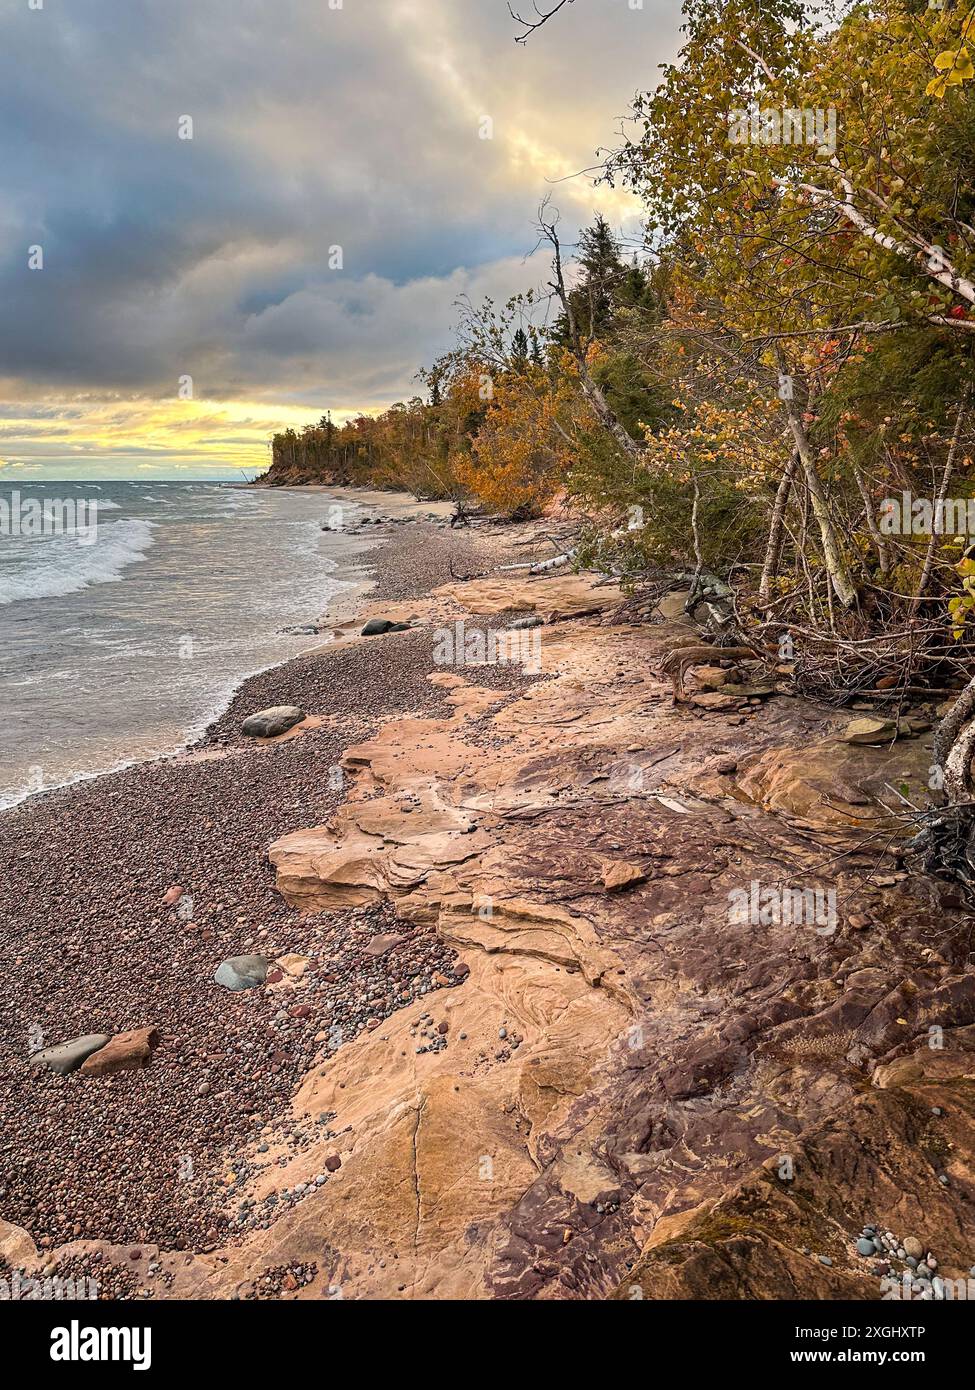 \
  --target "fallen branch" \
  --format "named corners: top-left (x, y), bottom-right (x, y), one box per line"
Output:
top-left (529, 547), bottom-right (578, 573)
